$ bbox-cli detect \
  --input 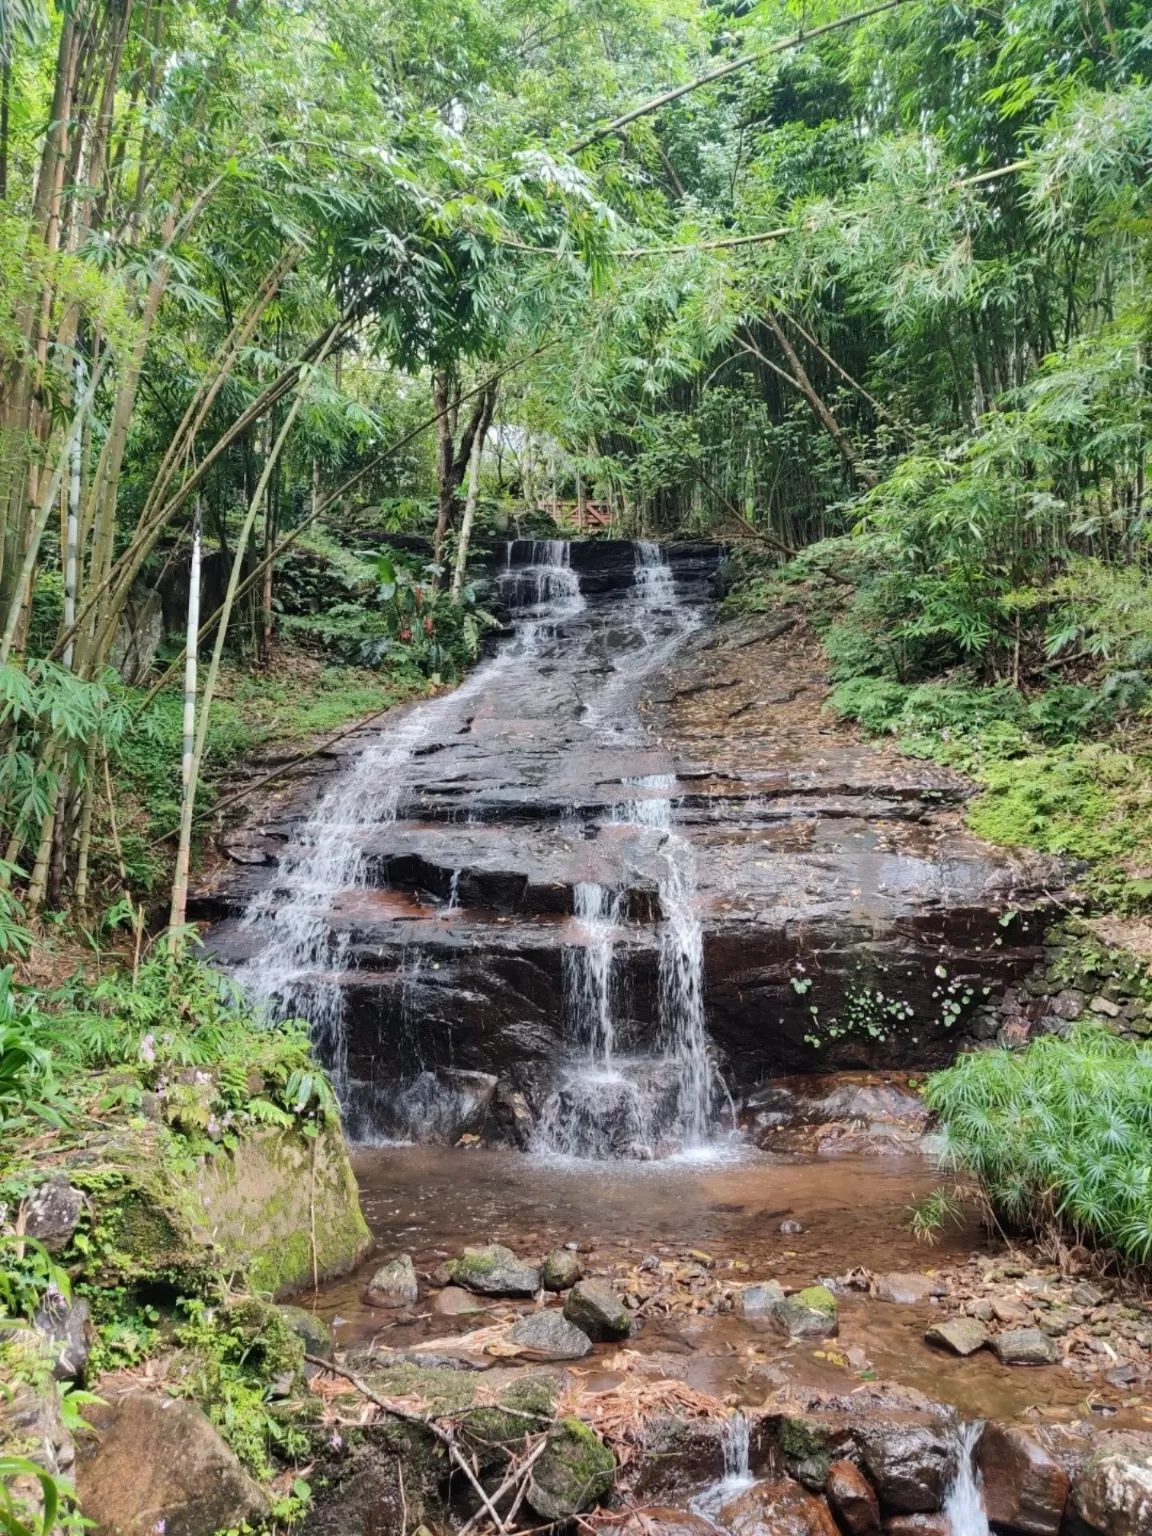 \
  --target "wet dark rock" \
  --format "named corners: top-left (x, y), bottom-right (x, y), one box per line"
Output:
top-left (527, 1417), bottom-right (615, 1520)
top-left (977, 1423), bottom-right (1069, 1535)
top-left (824, 1458), bottom-right (881, 1536)
top-left (541, 1248), bottom-right (582, 1291)
top-left (775, 1286), bottom-right (838, 1339)
top-left (716, 1477), bottom-right (839, 1536)
top-left (448, 1244), bottom-right (540, 1297)
top-left (876, 1274), bottom-right (934, 1305)
top-left (924, 1317), bottom-right (988, 1356)
top-left (24, 1178), bottom-right (83, 1253)
top-left (992, 1328), bottom-right (1060, 1366)
top-left (278, 1305), bottom-right (333, 1375)
top-left (618, 1509), bottom-right (716, 1536)
top-left (508, 1309), bottom-right (592, 1360)
top-left (1071, 1446), bottom-right (1152, 1534)
top-left (75, 1390), bottom-right (270, 1536)
top-left (738, 1280), bottom-right (786, 1316)
top-left (564, 1278), bottom-right (631, 1340)
top-left (881, 1519), bottom-right (950, 1536)
top-left (33, 1289), bottom-right (90, 1381)
top-left (364, 1254), bottom-right (419, 1308)
top-left (856, 1423), bottom-right (952, 1513)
